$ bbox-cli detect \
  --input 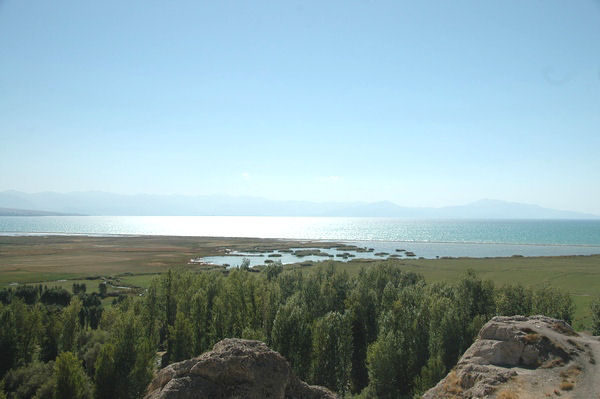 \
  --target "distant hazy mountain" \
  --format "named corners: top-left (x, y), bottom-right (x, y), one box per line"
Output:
top-left (0, 190), bottom-right (597, 219)
top-left (0, 207), bottom-right (82, 216)
top-left (430, 199), bottom-right (595, 219)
